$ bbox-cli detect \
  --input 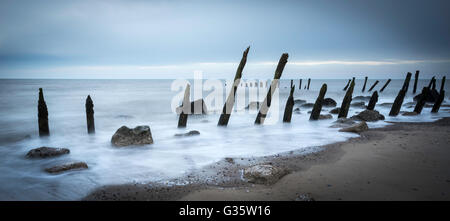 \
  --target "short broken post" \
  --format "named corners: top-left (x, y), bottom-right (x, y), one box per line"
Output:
top-left (338, 79), bottom-right (355, 118)
top-left (218, 47), bottom-right (249, 126)
top-left (362, 76), bottom-right (368, 92)
top-left (255, 53), bottom-right (288, 125)
top-left (310, 84), bottom-right (327, 120)
top-left (413, 70), bottom-right (419, 94)
top-left (379, 79), bottom-right (391, 92)
top-left (389, 72), bottom-right (412, 116)
top-left (414, 87), bottom-right (430, 114)
top-left (368, 80), bottom-right (379, 92)
top-left (283, 85), bottom-right (295, 123)
top-left (367, 91), bottom-right (378, 111)
top-left (178, 84), bottom-right (191, 128)
top-left (38, 88), bottom-right (50, 137)
top-left (307, 78), bottom-right (311, 90)
top-left (85, 95), bottom-right (95, 134)
top-left (432, 76), bottom-right (446, 113)
top-left (343, 79), bottom-right (351, 91)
